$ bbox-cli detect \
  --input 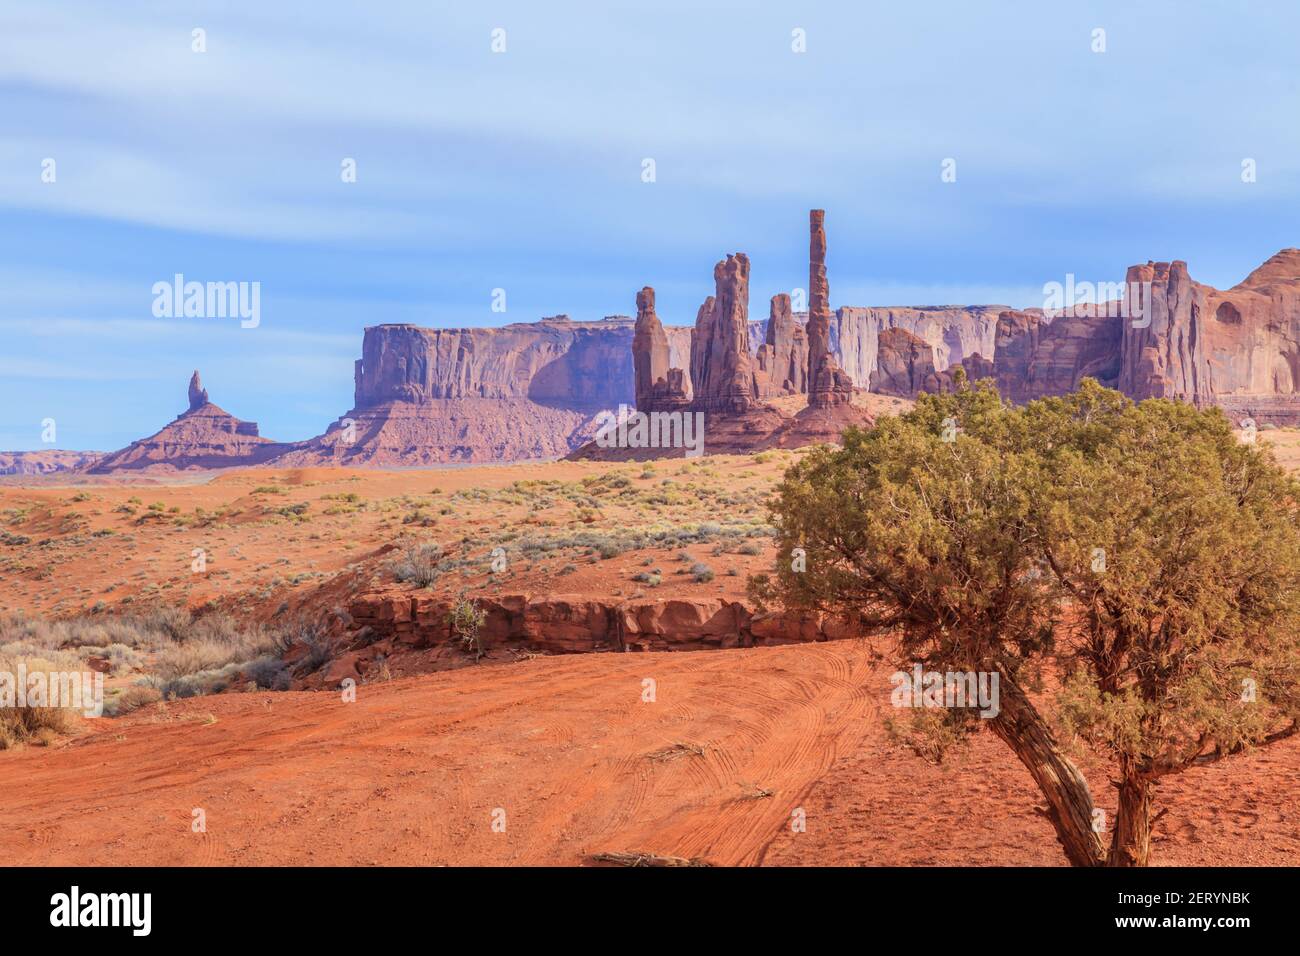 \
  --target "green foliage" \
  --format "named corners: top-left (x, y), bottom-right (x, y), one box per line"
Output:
top-left (760, 376), bottom-right (1300, 793)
